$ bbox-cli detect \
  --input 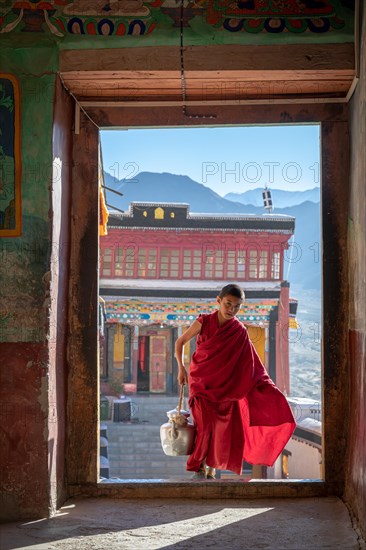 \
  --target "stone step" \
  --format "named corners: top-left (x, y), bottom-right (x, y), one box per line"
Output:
top-left (104, 468), bottom-right (191, 475)
top-left (108, 453), bottom-right (181, 461)
top-left (108, 465), bottom-right (189, 472)
top-left (106, 426), bottom-right (165, 433)
top-left (108, 458), bottom-right (187, 465)
top-left (107, 448), bottom-right (166, 456)
top-left (106, 443), bottom-right (163, 449)
top-left (108, 470), bottom-right (189, 477)
top-left (105, 437), bottom-right (163, 442)
top-left (109, 463), bottom-right (188, 469)
top-left (107, 439), bottom-right (163, 446)
top-left (108, 470), bottom-right (190, 477)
